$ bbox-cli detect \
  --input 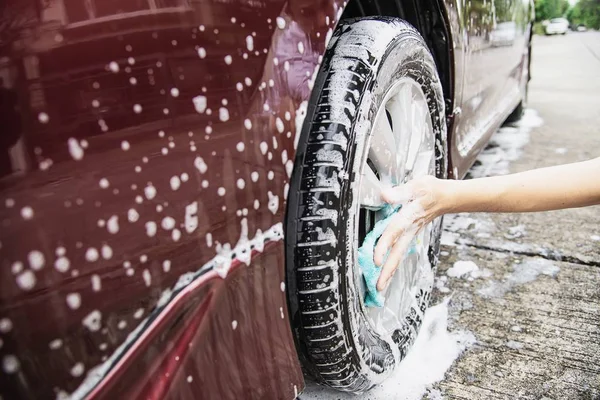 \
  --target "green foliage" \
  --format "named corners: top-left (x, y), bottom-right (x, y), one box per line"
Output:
top-left (533, 22), bottom-right (546, 34)
top-left (534, 0), bottom-right (570, 21)
top-left (567, 0), bottom-right (600, 29)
